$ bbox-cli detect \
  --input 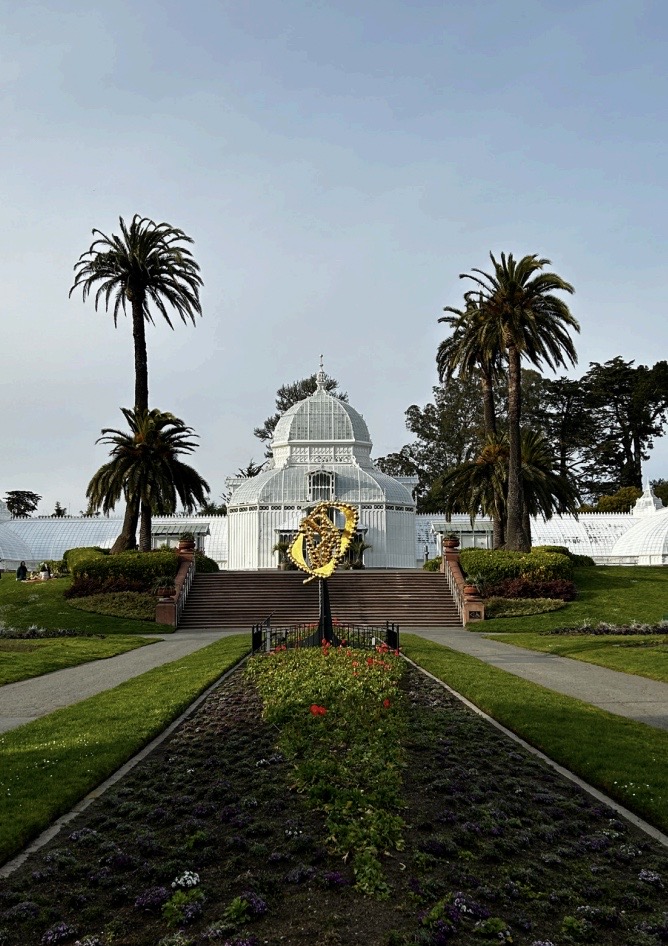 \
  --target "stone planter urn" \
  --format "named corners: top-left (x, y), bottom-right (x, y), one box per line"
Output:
top-left (463, 584), bottom-right (478, 596)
